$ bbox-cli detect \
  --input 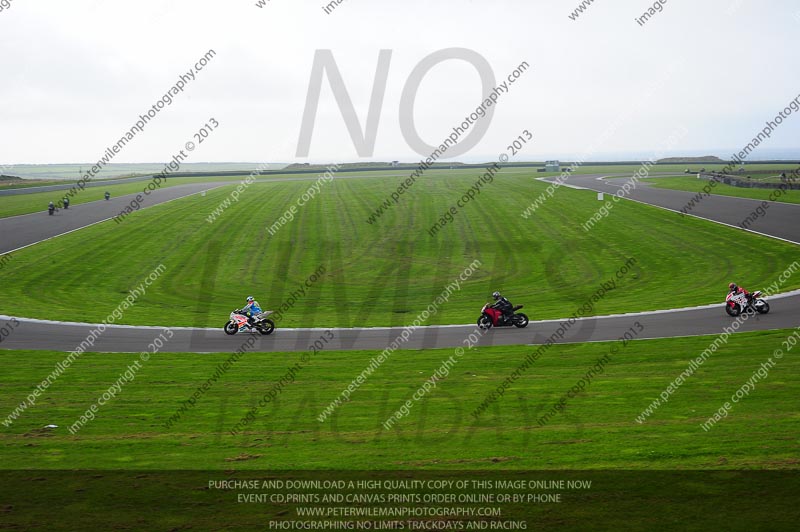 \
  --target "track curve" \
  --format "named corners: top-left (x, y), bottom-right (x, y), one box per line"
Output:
top-left (550, 172), bottom-right (800, 245)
